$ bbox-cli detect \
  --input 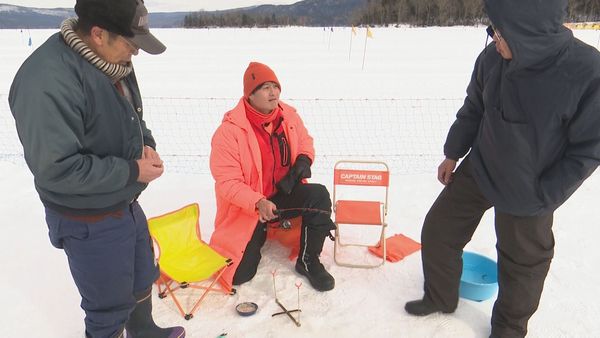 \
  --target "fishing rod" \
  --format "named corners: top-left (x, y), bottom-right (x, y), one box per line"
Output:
top-left (274, 207), bottom-right (331, 216)
top-left (268, 208), bottom-right (332, 229)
